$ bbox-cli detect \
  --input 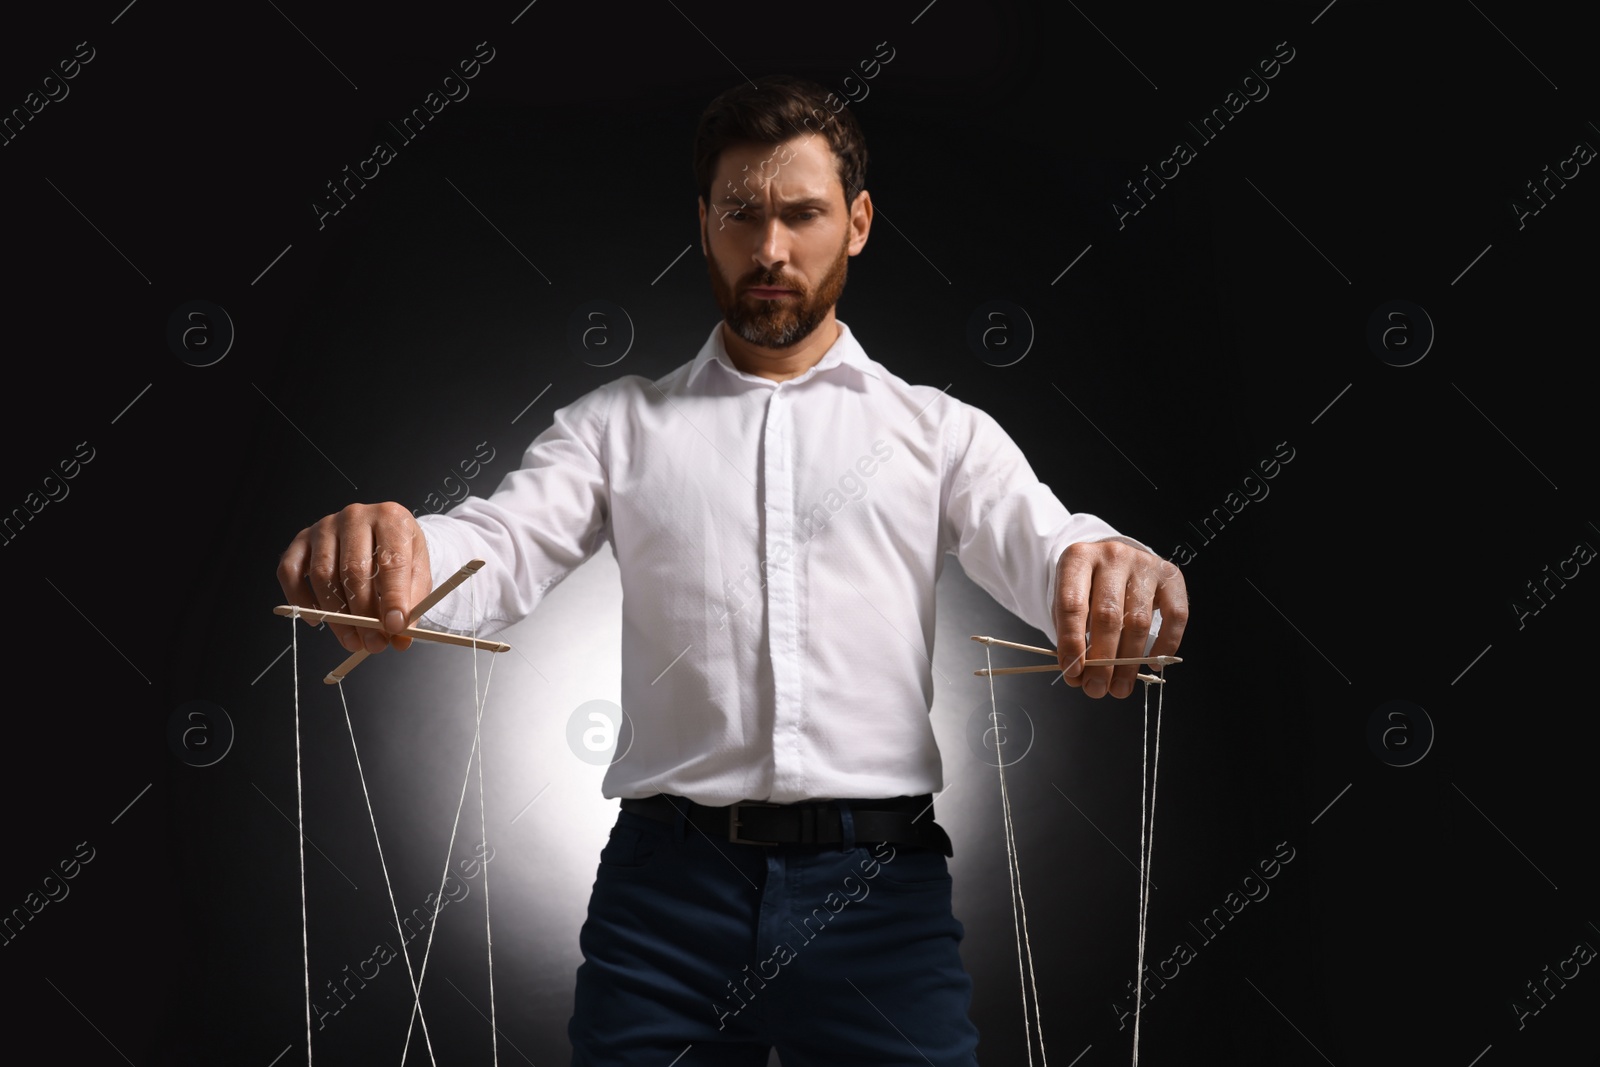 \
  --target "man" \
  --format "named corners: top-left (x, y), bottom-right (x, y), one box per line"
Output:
top-left (278, 75), bottom-right (1187, 1066)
